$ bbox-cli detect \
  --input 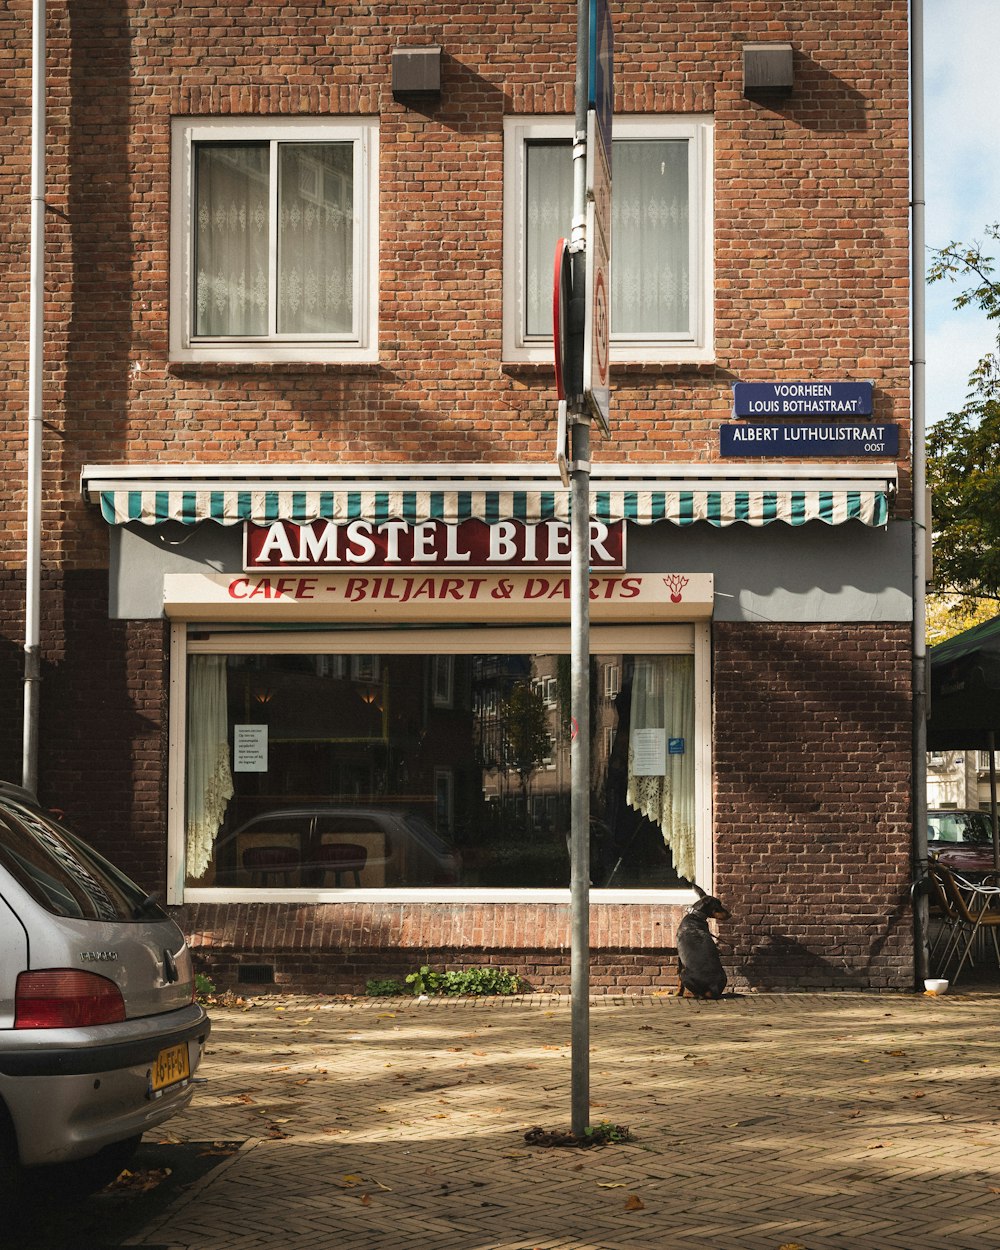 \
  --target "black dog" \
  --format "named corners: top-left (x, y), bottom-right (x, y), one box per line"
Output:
top-left (676, 885), bottom-right (731, 999)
